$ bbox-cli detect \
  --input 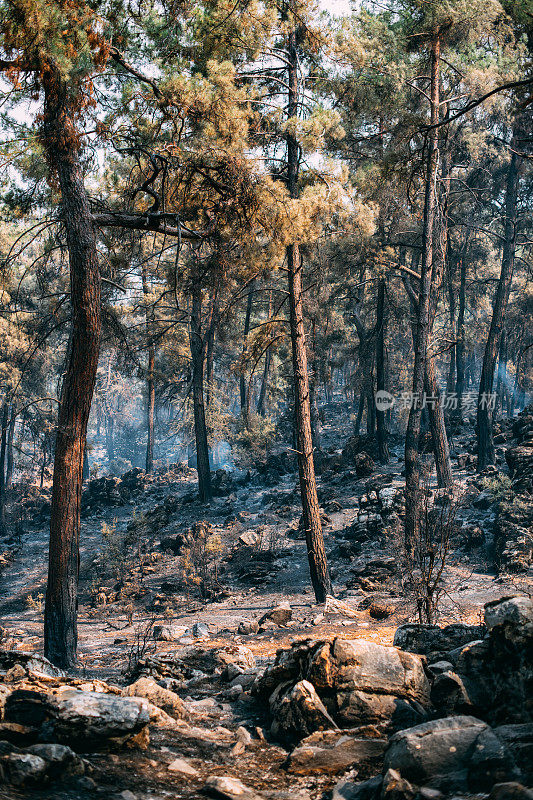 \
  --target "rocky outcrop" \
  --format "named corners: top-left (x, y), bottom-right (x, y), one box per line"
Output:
top-left (394, 596), bottom-right (533, 727)
top-left (254, 637), bottom-right (430, 744)
top-left (493, 406), bottom-right (533, 572)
